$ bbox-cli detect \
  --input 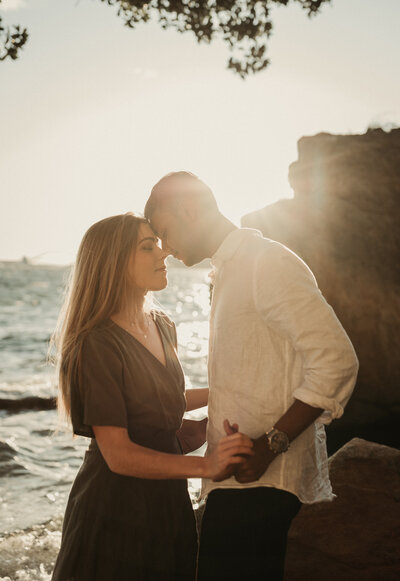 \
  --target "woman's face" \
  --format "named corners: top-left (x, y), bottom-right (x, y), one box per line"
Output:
top-left (128, 223), bottom-right (169, 292)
